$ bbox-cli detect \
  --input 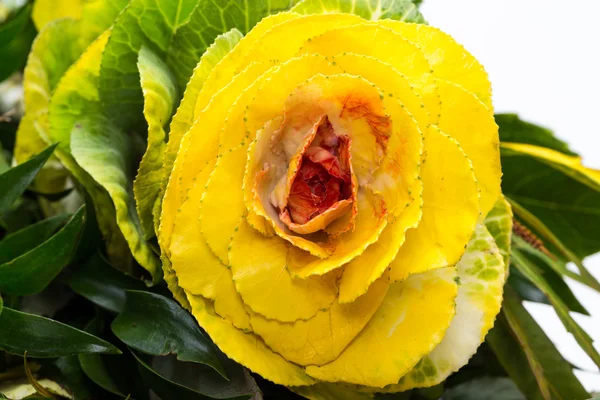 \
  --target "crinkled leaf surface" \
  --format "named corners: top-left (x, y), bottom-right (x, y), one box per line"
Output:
top-left (134, 45), bottom-right (178, 239)
top-left (111, 291), bottom-right (225, 377)
top-left (292, 0), bottom-right (424, 22)
top-left (70, 116), bottom-right (161, 282)
top-left (0, 308), bottom-right (121, 358)
top-left (0, 207), bottom-right (84, 295)
top-left (100, 0), bottom-right (303, 130)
